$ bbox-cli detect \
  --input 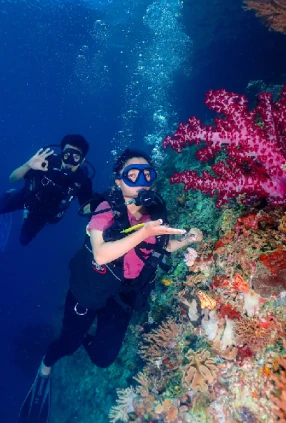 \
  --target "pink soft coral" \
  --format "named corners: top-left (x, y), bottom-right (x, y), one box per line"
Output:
top-left (163, 87), bottom-right (286, 207)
